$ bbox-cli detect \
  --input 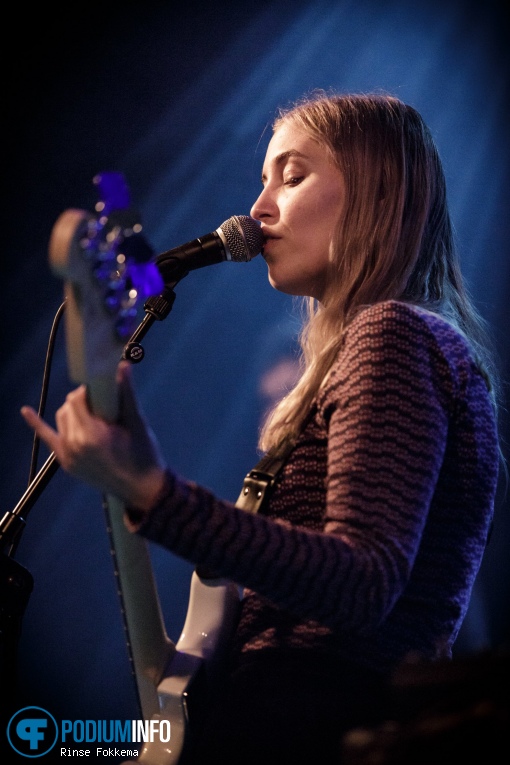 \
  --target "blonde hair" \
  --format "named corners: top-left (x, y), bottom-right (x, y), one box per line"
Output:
top-left (259, 92), bottom-right (499, 454)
